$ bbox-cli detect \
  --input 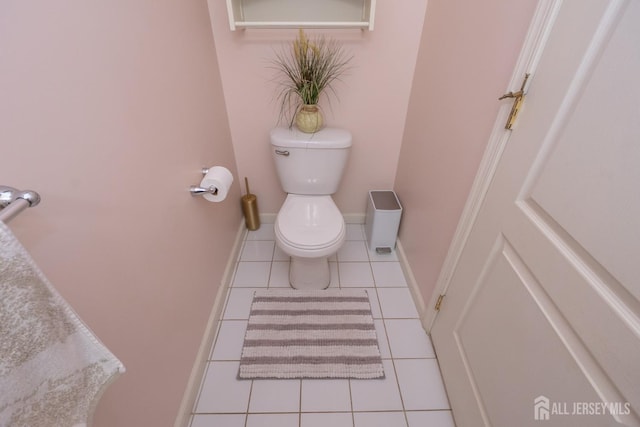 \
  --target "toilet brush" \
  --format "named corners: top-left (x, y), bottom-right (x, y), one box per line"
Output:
top-left (241, 177), bottom-right (260, 231)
